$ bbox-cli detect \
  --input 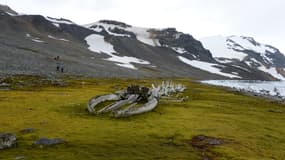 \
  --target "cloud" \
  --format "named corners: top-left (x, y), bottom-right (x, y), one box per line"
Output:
top-left (0, 0), bottom-right (284, 53)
